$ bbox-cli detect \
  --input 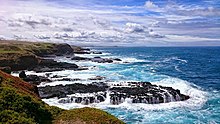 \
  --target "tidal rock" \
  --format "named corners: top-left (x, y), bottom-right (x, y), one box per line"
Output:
top-left (91, 58), bottom-right (113, 63)
top-left (92, 51), bottom-right (102, 54)
top-left (19, 71), bottom-right (27, 78)
top-left (38, 81), bottom-right (190, 105)
top-left (113, 58), bottom-right (122, 61)
top-left (58, 92), bottom-right (106, 105)
top-left (19, 71), bottom-right (51, 85)
top-left (57, 78), bottom-right (81, 81)
top-left (81, 48), bottom-right (90, 51)
top-left (71, 56), bottom-right (90, 61)
top-left (109, 82), bottom-right (189, 104)
top-left (38, 83), bottom-right (108, 99)
top-left (73, 51), bottom-right (90, 54)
